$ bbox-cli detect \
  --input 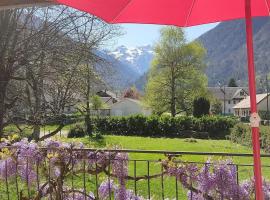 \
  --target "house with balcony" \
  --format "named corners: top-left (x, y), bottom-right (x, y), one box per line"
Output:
top-left (208, 87), bottom-right (249, 115)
